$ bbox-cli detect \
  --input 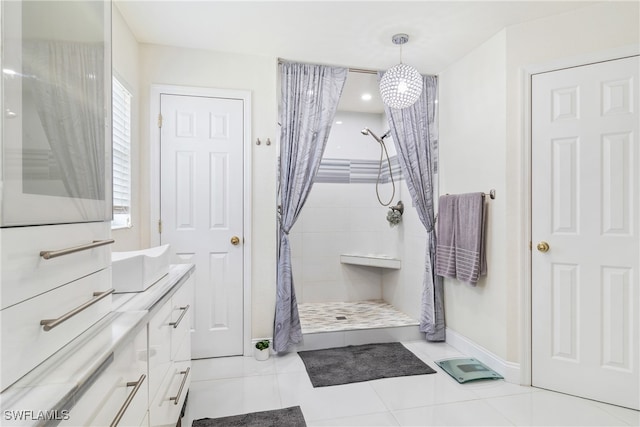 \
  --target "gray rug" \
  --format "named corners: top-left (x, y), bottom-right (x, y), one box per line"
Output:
top-left (192, 406), bottom-right (306, 427)
top-left (297, 342), bottom-right (436, 387)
